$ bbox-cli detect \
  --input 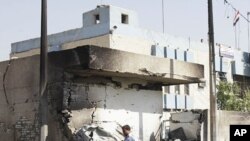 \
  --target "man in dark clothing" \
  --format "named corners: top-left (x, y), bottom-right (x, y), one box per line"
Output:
top-left (122, 125), bottom-right (135, 141)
